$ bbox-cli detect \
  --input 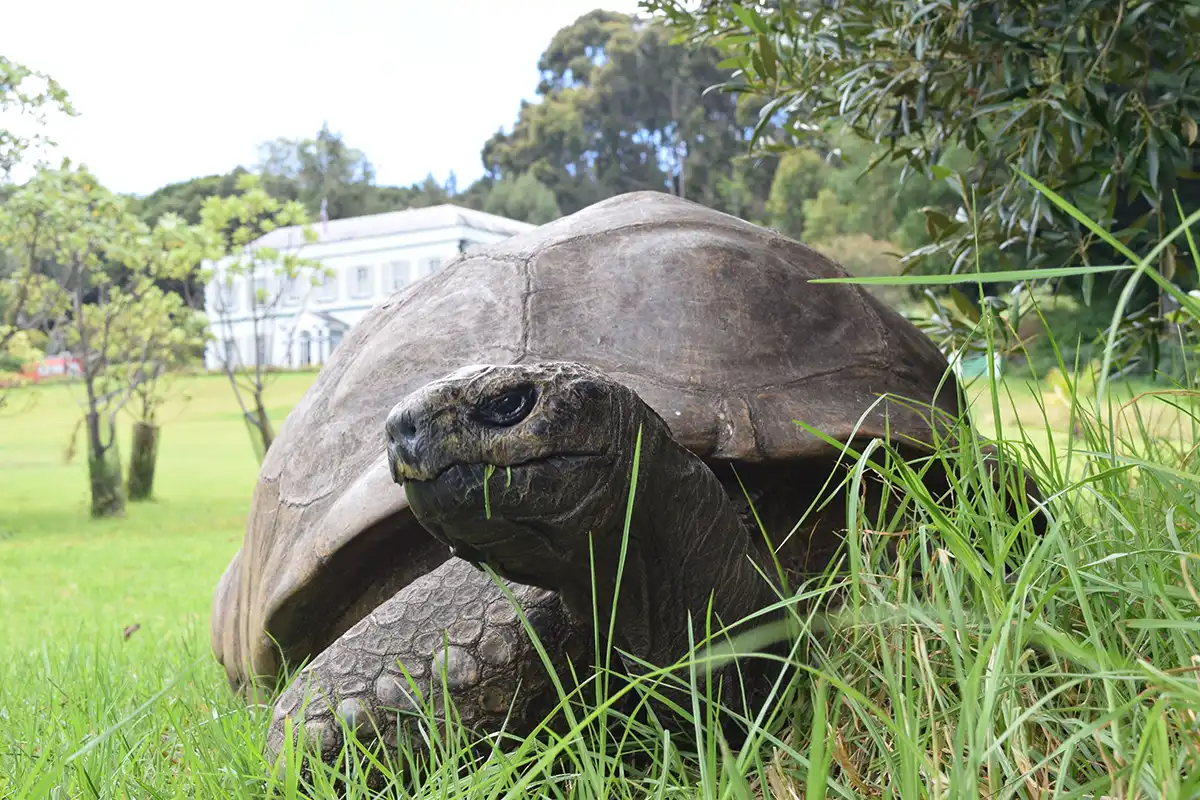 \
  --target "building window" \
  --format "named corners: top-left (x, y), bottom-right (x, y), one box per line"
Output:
top-left (330, 329), bottom-right (344, 353)
top-left (386, 261), bottom-right (411, 293)
top-left (299, 331), bottom-right (312, 367)
top-left (256, 335), bottom-right (268, 365)
top-left (351, 265), bottom-right (372, 298)
top-left (317, 271), bottom-right (338, 303)
top-left (223, 339), bottom-right (236, 366)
